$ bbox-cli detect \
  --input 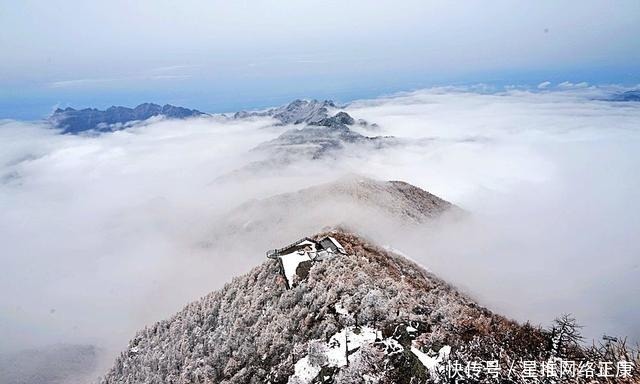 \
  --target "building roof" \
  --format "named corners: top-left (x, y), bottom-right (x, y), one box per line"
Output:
top-left (267, 236), bottom-right (347, 288)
